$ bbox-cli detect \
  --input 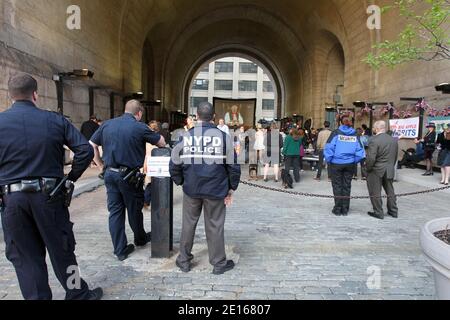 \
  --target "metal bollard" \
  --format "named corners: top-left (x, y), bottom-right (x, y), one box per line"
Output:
top-left (150, 148), bottom-right (173, 258)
